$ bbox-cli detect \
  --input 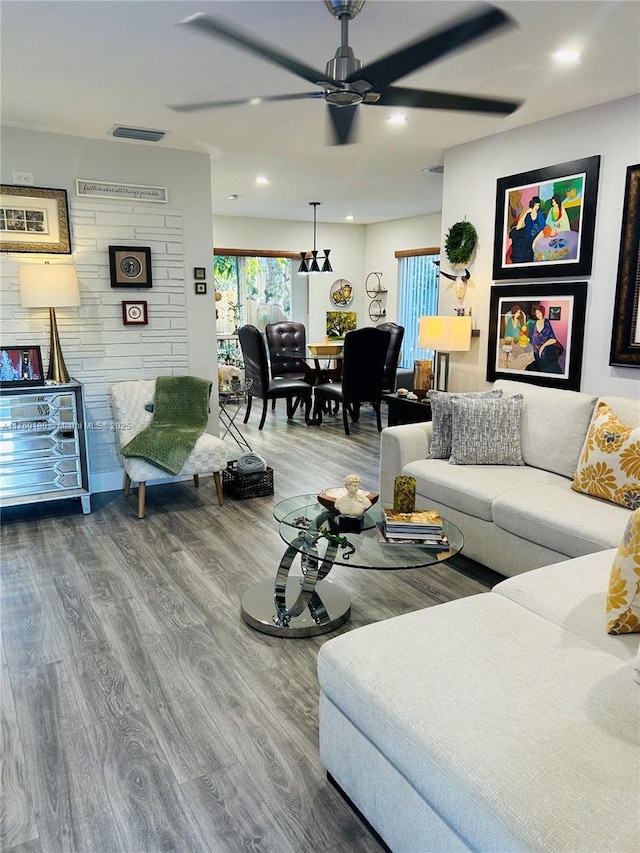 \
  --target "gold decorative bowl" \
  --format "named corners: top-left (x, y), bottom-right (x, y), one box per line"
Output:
top-left (318, 487), bottom-right (379, 513)
top-left (309, 343), bottom-right (343, 357)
